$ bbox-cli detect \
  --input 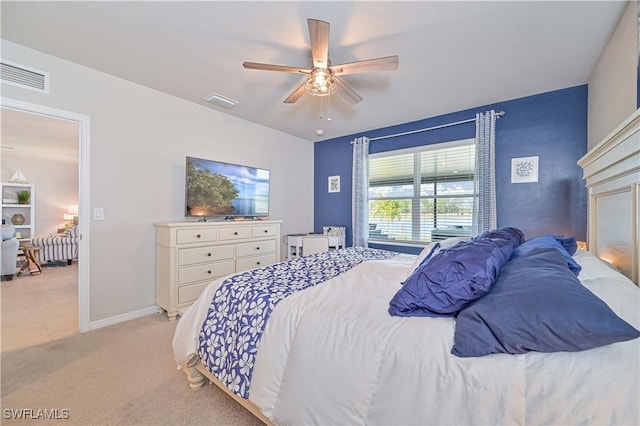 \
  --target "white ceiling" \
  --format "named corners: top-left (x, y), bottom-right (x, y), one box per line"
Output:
top-left (1, 1), bottom-right (628, 142)
top-left (1, 108), bottom-right (79, 166)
